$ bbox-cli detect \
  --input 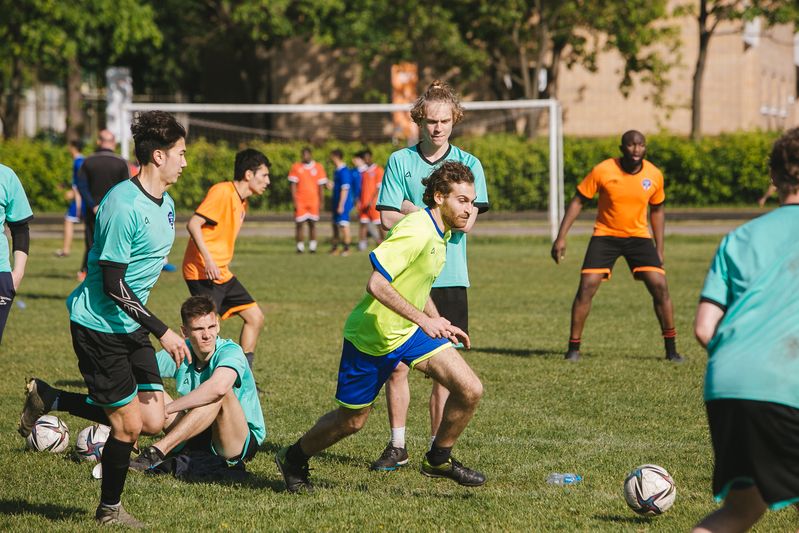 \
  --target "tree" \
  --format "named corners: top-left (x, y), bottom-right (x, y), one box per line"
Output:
top-left (687, 0), bottom-right (797, 140)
